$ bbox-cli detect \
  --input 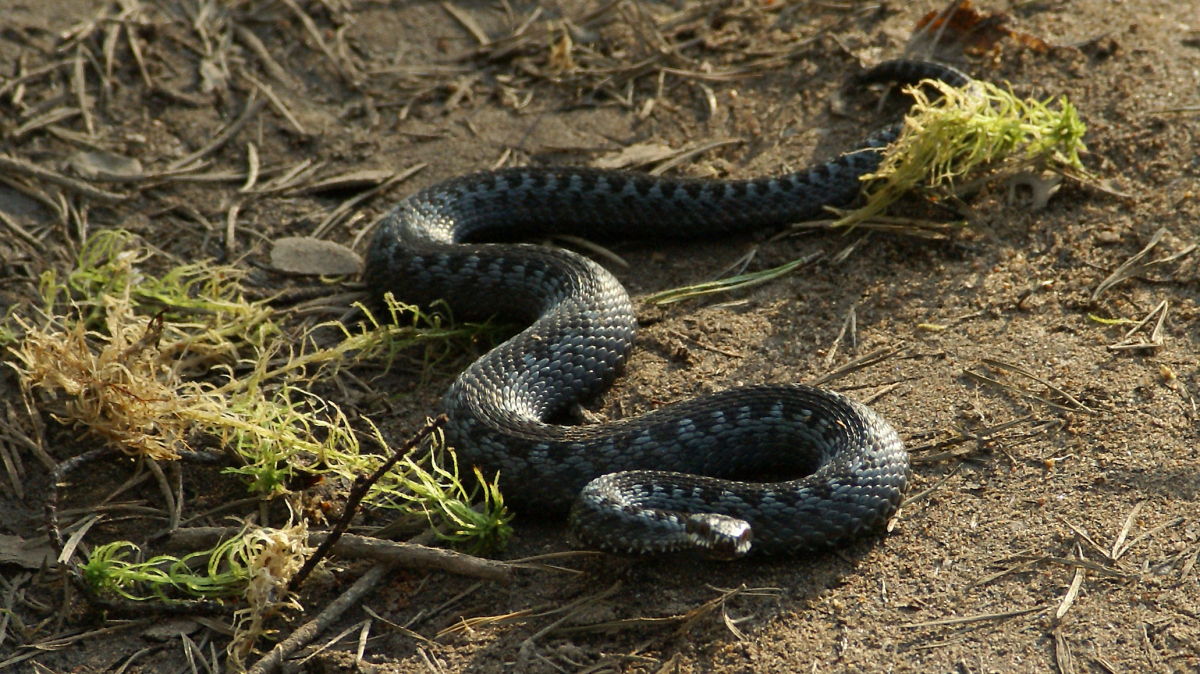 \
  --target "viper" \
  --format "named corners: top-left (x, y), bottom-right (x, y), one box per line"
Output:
top-left (365, 60), bottom-right (970, 557)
